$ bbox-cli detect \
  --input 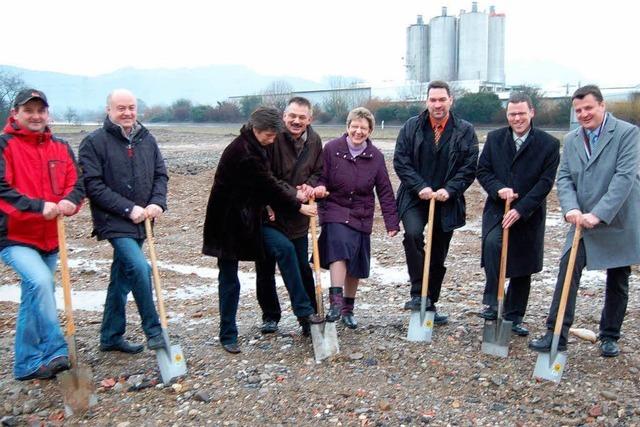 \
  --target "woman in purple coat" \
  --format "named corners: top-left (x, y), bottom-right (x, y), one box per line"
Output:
top-left (314, 107), bottom-right (400, 328)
